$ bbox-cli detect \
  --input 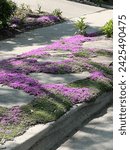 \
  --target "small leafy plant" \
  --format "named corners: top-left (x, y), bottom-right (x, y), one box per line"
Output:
top-left (52, 9), bottom-right (62, 18)
top-left (102, 19), bottom-right (113, 37)
top-left (74, 17), bottom-right (87, 35)
top-left (36, 4), bottom-right (44, 14)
